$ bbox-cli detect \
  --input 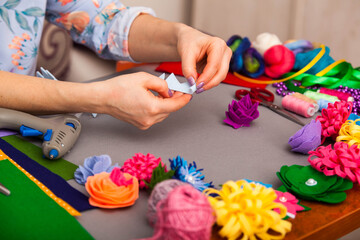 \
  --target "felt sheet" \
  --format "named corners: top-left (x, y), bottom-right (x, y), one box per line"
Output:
top-left (0, 129), bottom-right (17, 137)
top-left (1, 135), bottom-right (78, 180)
top-left (0, 138), bottom-right (94, 212)
top-left (0, 160), bottom-right (93, 240)
top-left (155, 62), bottom-right (268, 89)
